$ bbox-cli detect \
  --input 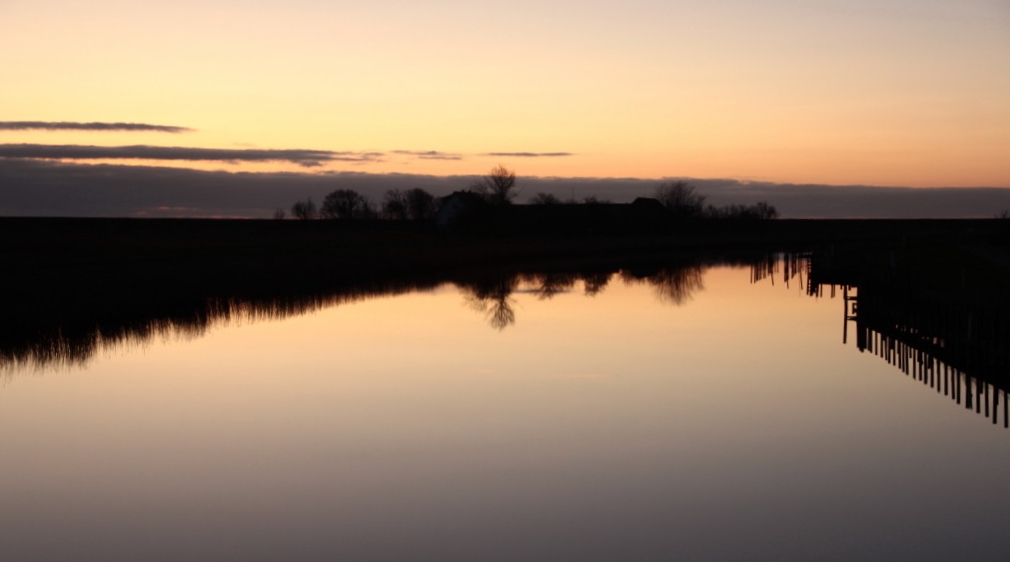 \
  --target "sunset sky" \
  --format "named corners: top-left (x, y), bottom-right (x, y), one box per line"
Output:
top-left (1, 0), bottom-right (1009, 218)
